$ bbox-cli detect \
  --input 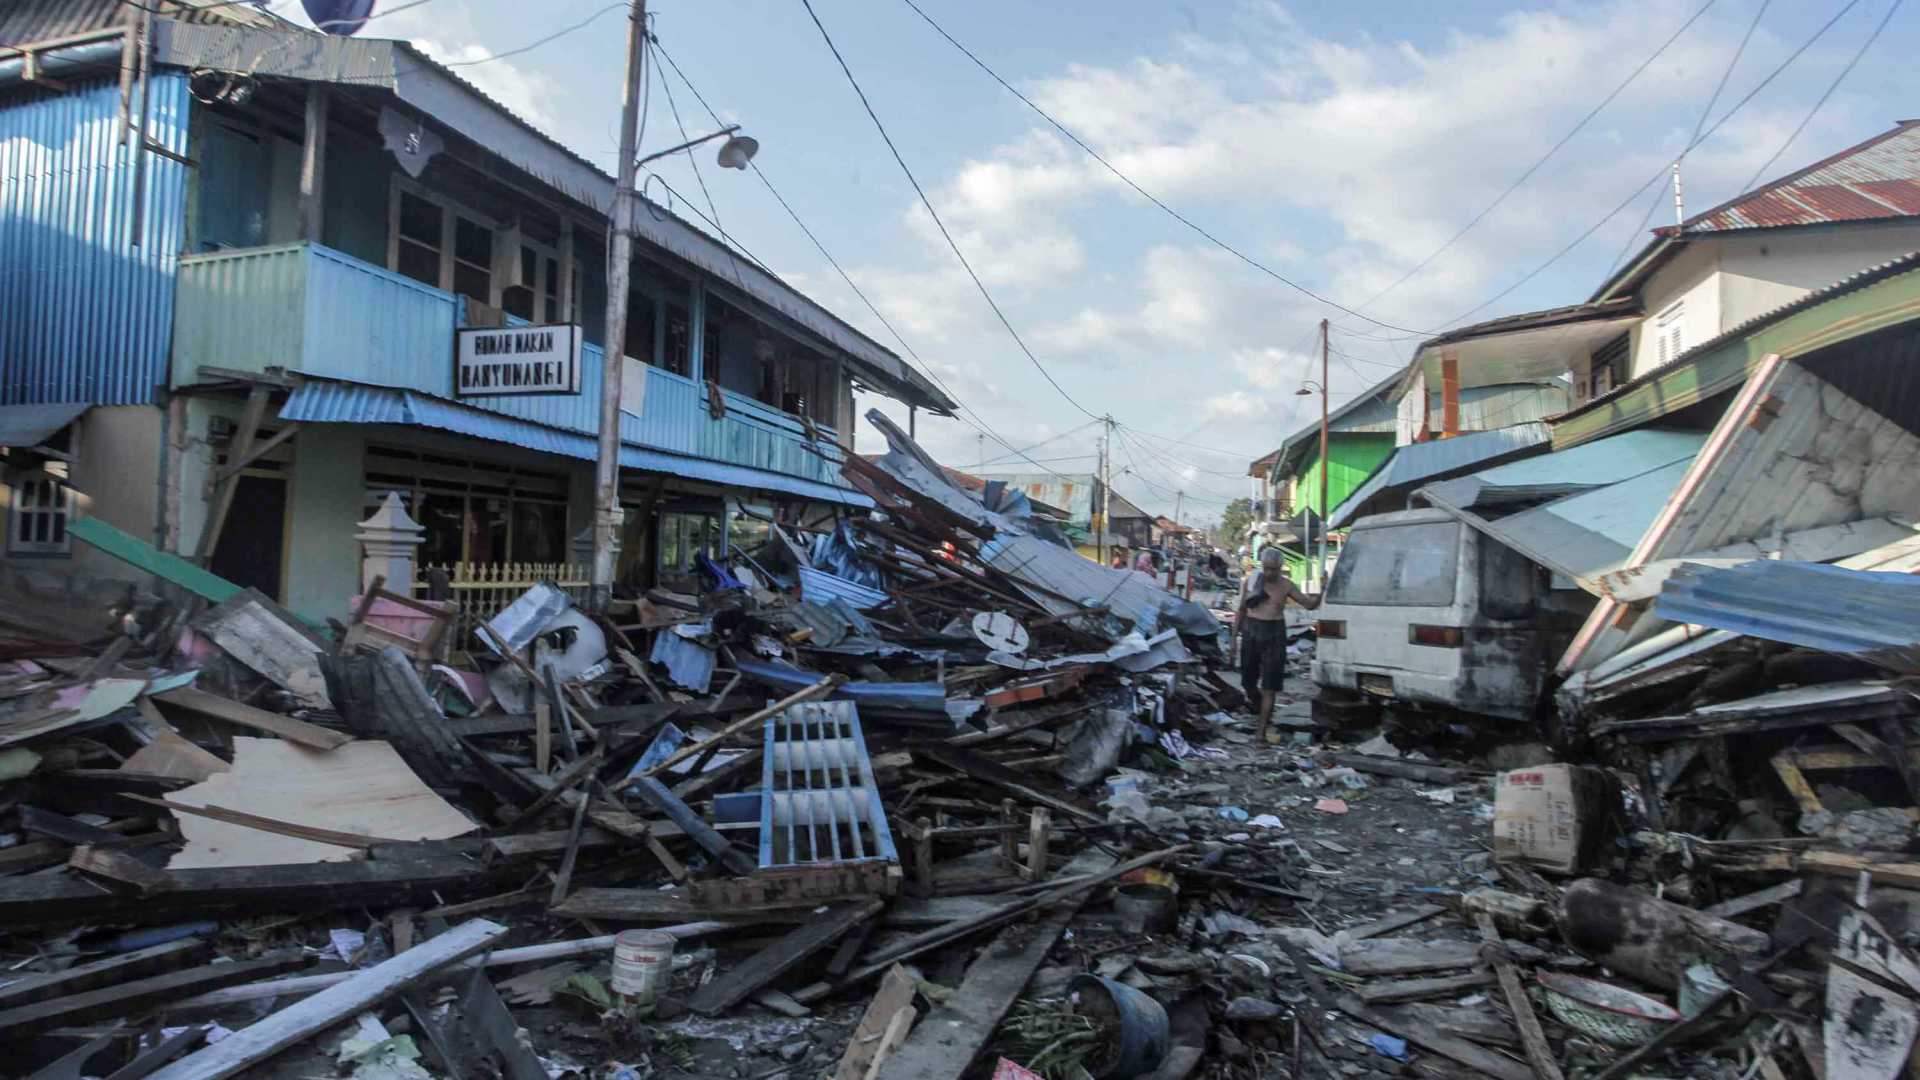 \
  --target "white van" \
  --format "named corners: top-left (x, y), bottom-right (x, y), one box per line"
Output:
top-left (1311, 508), bottom-right (1591, 723)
